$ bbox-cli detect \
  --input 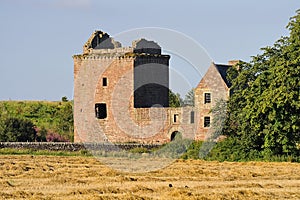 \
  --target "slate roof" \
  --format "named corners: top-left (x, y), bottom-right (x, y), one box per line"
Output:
top-left (215, 64), bottom-right (232, 88)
